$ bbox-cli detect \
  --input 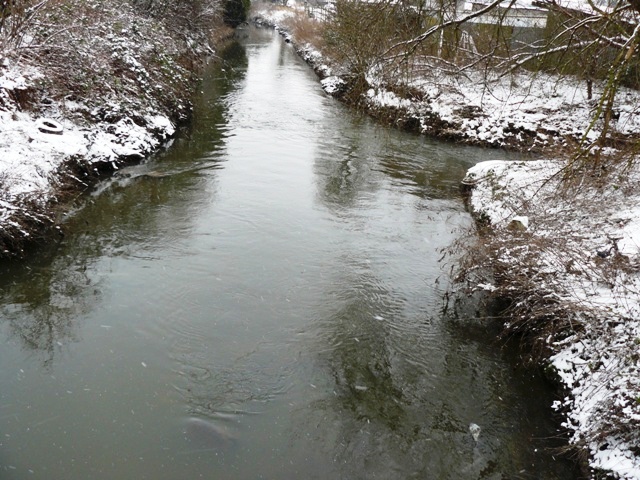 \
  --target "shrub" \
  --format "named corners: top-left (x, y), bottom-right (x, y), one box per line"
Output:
top-left (323, 0), bottom-right (424, 102)
top-left (222, 0), bottom-right (250, 28)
